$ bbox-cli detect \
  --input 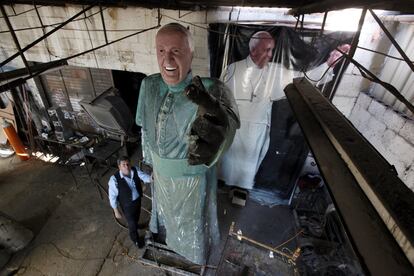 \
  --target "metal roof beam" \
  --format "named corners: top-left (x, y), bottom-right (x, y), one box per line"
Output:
top-left (0, 4), bottom-right (94, 68)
